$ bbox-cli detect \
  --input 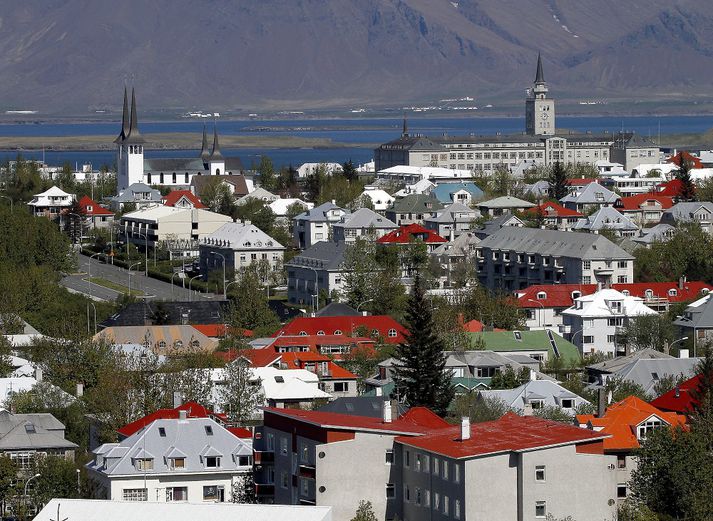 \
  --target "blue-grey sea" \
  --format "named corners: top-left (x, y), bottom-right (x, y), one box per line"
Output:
top-left (1, 115), bottom-right (711, 169)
